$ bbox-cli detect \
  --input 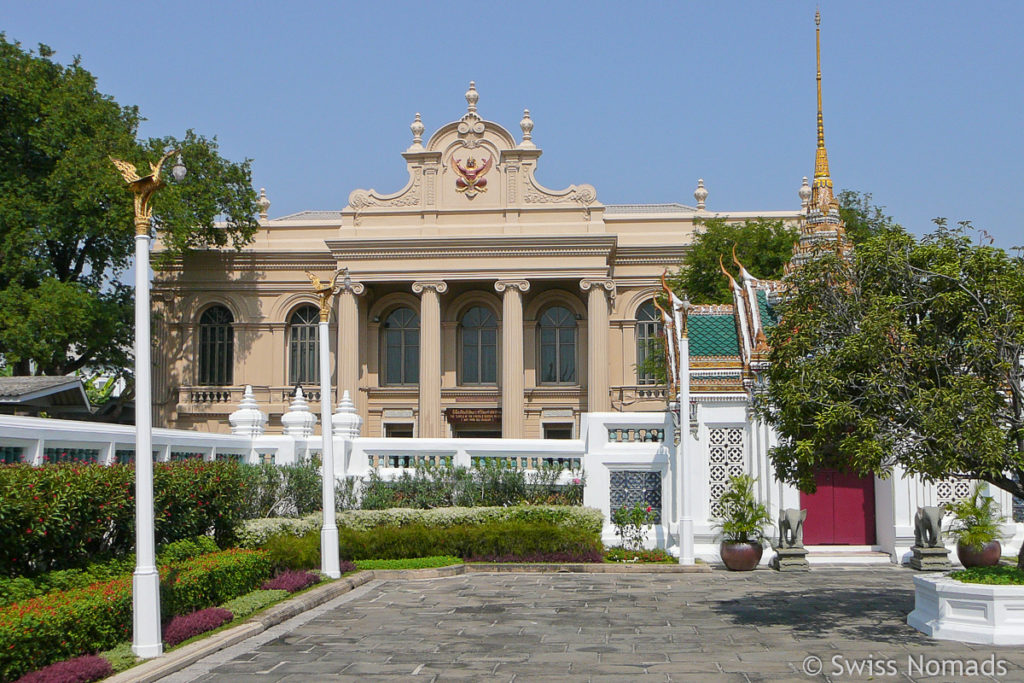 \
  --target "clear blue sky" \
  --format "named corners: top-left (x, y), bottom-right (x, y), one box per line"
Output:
top-left (5, 1), bottom-right (1023, 249)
